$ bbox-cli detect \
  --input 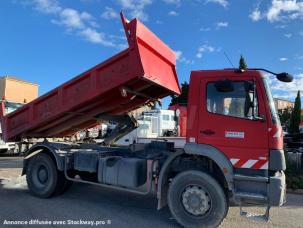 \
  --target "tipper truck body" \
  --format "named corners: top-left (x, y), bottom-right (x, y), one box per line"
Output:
top-left (0, 13), bottom-right (291, 227)
top-left (1, 14), bottom-right (180, 142)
